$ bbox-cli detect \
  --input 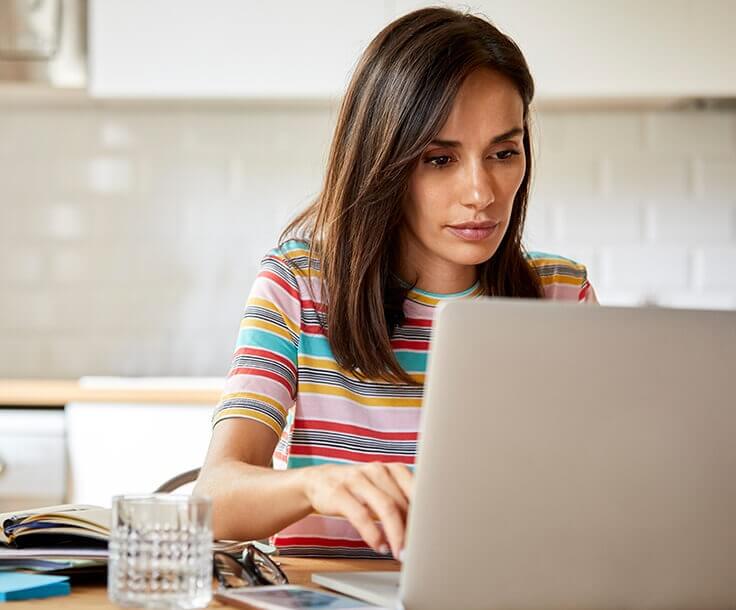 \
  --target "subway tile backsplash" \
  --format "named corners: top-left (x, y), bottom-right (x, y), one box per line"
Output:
top-left (1, 103), bottom-right (734, 378)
